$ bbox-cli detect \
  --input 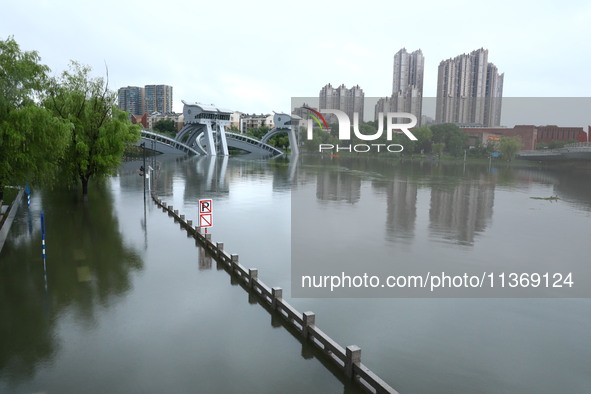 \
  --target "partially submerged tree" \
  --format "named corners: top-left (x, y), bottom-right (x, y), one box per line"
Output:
top-left (0, 37), bottom-right (70, 202)
top-left (432, 142), bottom-right (445, 158)
top-left (499, 136), bottom-right (522, 161)
top-left (44, 62), bottom-right (140, 197)
top-left (431, 123), bottom-right (467, 156)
